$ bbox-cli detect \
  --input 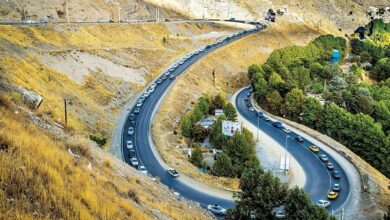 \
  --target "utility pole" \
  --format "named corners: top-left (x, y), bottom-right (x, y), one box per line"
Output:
top-left (65, 1), bottom-right (70, 24)
top-left (118, 5), bottom-right (121, 23)
top-left (256, 115), bottom-right (259, 142)
top-left (64, 98), bottom-right (68, 125)
top-left (212, 69), bottom-right (216, 87)
top-left (284, 135), bottom-right (289, 174)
